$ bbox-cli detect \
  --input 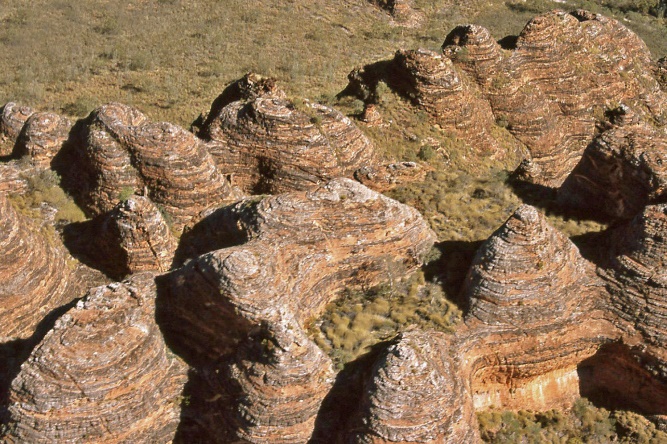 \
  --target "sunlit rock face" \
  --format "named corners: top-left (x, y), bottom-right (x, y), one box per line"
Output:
top-left (0, 193), bottom-right (72, 342)
top-left (459, 205), bottom-right (616, 411)
top-left (442, 10), bottom-right (666, 187)
top-left (4, 273), bottom-right (188, 443)
top-left (349, 331), bottom-right (480, 443)
top-left (64, 102), bottom-right (233, 232)
top-left (198, 74), bottom-right (377, 194)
